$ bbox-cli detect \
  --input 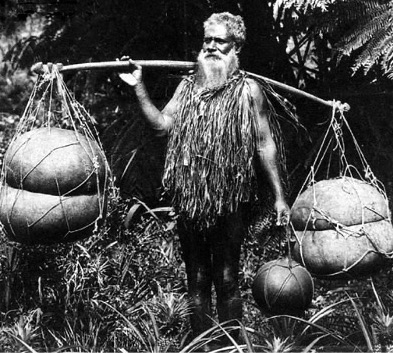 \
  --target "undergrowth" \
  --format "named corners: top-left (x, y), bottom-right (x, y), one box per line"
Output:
top-left (0, 186), bottom-right (392, 352)
top-left (1, 113), bottom-right (393, 352)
